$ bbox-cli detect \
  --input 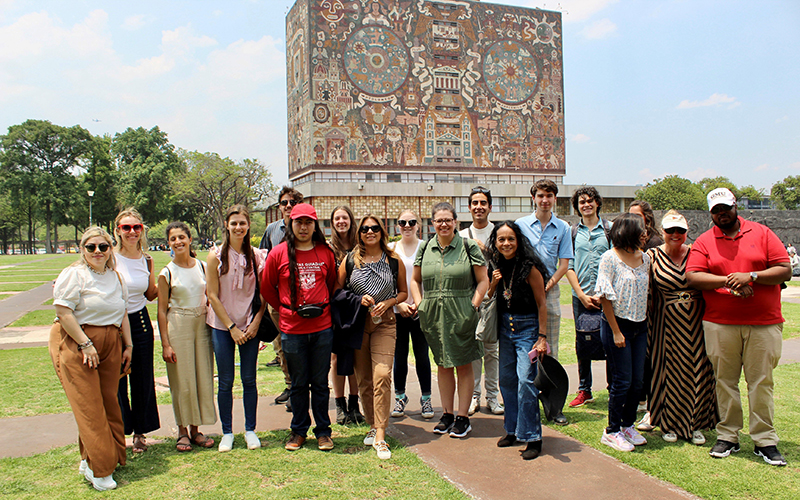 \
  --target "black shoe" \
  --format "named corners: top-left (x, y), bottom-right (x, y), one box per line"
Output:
top-left (275, 388), bottom-right (290, 405)
top-left (754, 445), bottom-right (787, 466)
top-left (433, 413), bottom-right (455, 434)
top-left (553, 413), bottom-right (568, 426)
top-left (335, 397), bottom-right (350, 425)
top-left (265, 356), bottom-right (280, 367)
top-left (348, 395), bottom-right (365, 424)
top-left (521, 440), bottom-right (542, 460)
top-left (449, 416), bottom-right (471, 438)
top-left (709, 440), bottom-right (740, 458)
top-left (285, 399), bottom-right (292, 413)
top-left (497, 434), bottom-right (516, 447)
